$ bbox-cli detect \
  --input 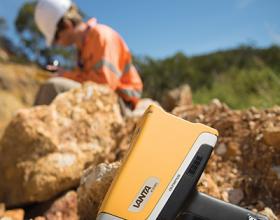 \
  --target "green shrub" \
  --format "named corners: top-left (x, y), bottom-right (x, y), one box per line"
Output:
top-left (135, 46), bottom-right (280, 109)
top-left (193, 67), bottom-right (280, 109)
